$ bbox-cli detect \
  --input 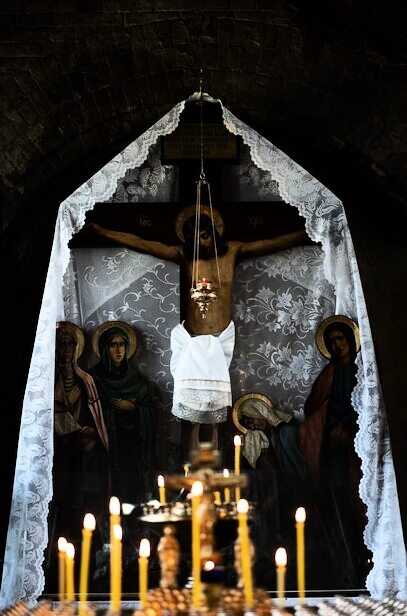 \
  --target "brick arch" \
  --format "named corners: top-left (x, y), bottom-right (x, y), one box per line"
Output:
top-left (0, 3), bottom-right (406, 231)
